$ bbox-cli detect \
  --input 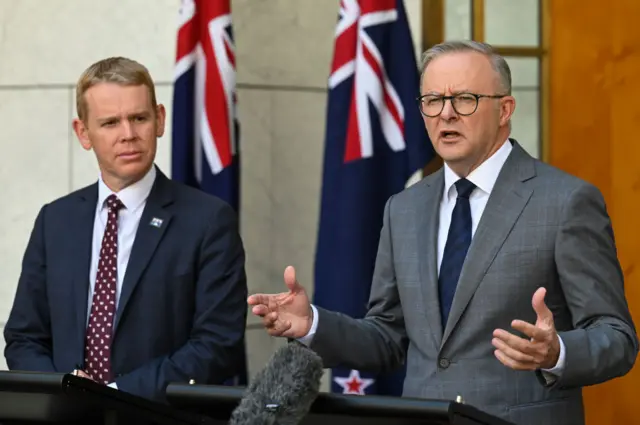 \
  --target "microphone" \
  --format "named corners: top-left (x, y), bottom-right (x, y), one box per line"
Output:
top-left (229, 341), bottom-right (324, 425)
